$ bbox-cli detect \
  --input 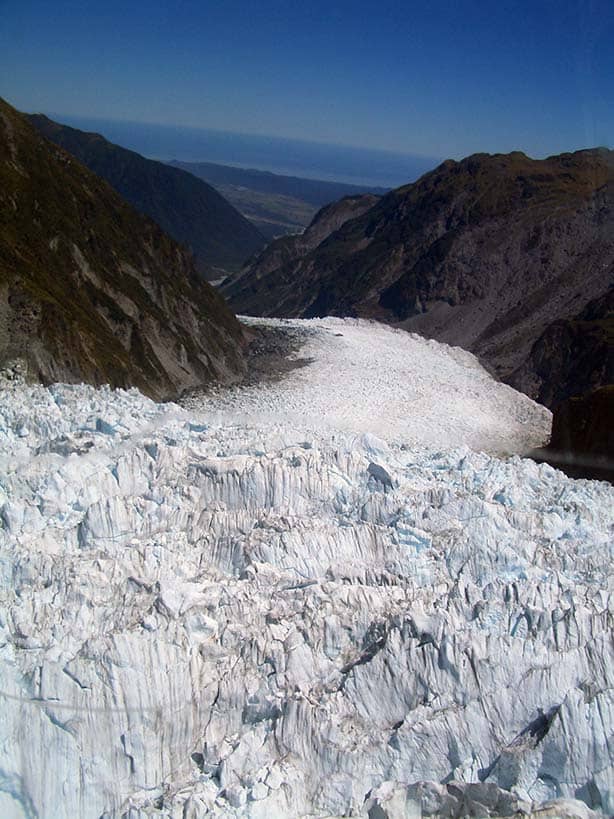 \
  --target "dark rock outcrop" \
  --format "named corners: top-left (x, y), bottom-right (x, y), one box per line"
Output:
top-left (532, 387), bottom-right (614, 482)
top-left (510, 289), bottom-right (614, 407)
top-left (550, 387), bottom-right (613, 459)
top-left (0, 97), bottom-right (246, 399)
top-left (512, 290), bottom-right (613, 480)
top-left (28, 114), bottom-right (266, 275)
